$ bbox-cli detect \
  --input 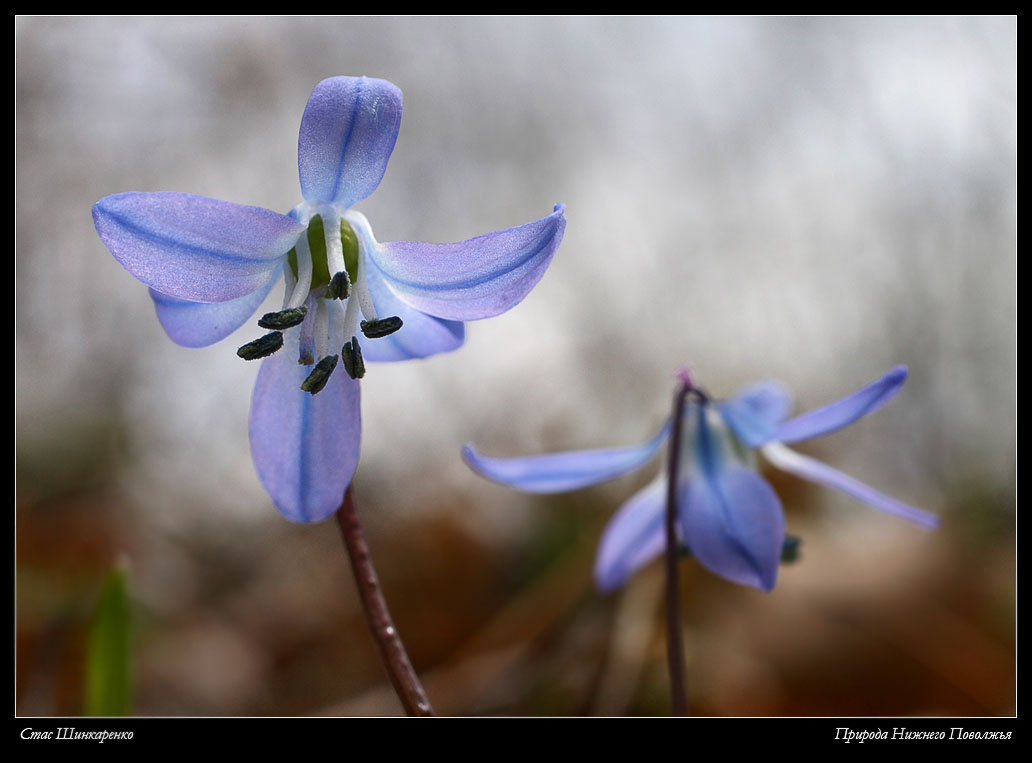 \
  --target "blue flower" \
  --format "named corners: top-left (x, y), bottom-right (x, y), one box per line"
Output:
top-left (93, 76), bottom-right (566, 523)
top-left (464, 366), bottom-right (938, 592)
